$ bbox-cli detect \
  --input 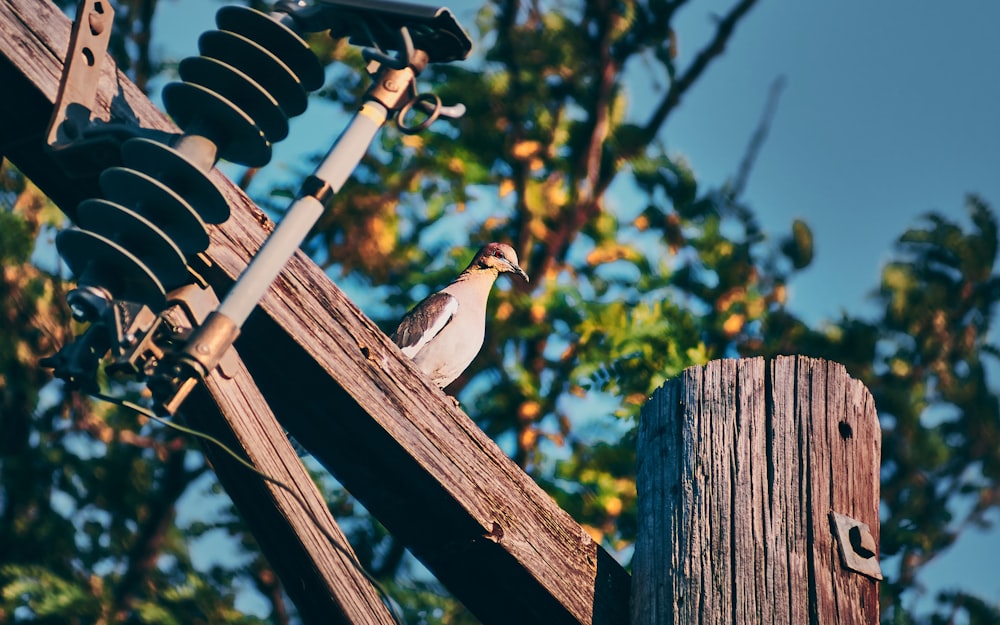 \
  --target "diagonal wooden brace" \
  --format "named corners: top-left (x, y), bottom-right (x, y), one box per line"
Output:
top-left (0, 1), bottom-right (632, 623)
